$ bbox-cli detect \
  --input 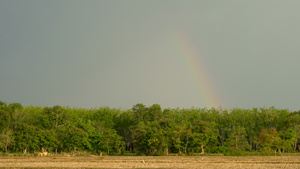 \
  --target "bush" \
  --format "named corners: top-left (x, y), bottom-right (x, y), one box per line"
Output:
top-left (1, 152), bottom-right (8, 156)
top-left (224, 148), bottom-right (242, 156)
top-left (153, 151), bottom-right (163, 156)
top-left (136, 151), bottom-right (143, 156)
top-left (108, 152), bottom-right (116, 156)
top-left (259, 151), bottom-right (275, 156)
top-left (211, 146), bottom-right (230, 154)
top-left (100, 152), bottom-right (107, 156)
